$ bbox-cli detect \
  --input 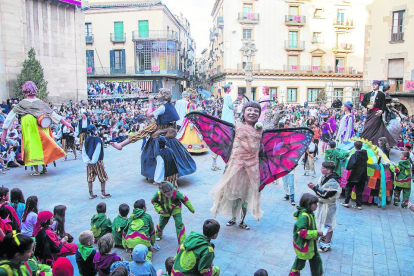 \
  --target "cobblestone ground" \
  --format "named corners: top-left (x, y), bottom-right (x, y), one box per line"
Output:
top-left (2, 142), bottom-right (414, 276)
